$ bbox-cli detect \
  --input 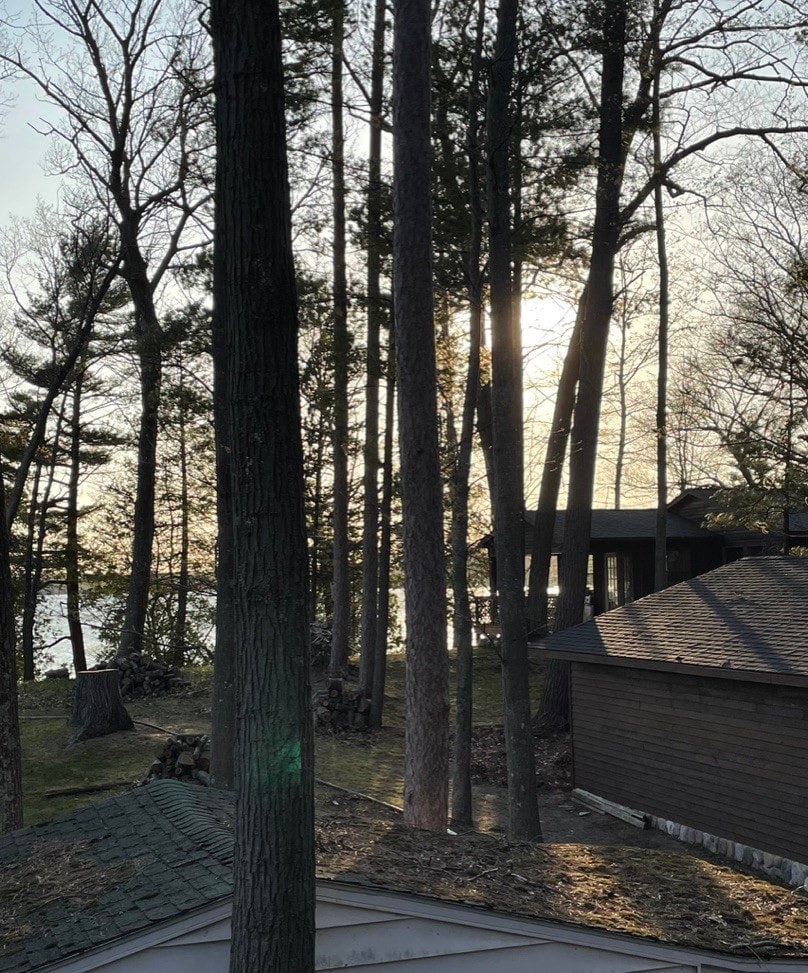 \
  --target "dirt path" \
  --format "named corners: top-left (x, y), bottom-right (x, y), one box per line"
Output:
top-left (469, 785), bottom-right (699, 855)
